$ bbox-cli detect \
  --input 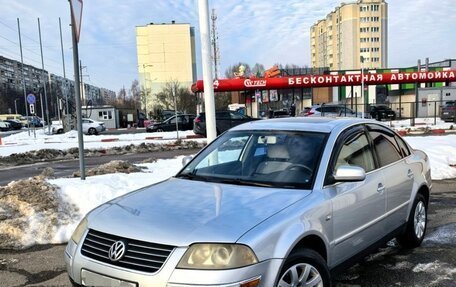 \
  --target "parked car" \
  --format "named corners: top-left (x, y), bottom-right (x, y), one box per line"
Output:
top-left (301, 104), bottom-right (363, 118)
top-left (369, 105), bottom-right (396, 121)
top-left (271, 110), bottom-right (290, 118)
top-left (51, 123), bottom-right (64, 134)
top-left (82, 118), bottom-right (106, 135)
top-left (66, 118), bottom-right (431, 287)
top-left (147, 114), bottom-right (195, 132)
top-left (22, 116), bottom-right (44, 127)
top-left (0, 121), bottom-right (11, 131)
top-left (4, 119), bottom-right (23, 130)
top-left (441, 101), bottom-right (456, 122)
top-left (193, 110), bottom-right (257, 136)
